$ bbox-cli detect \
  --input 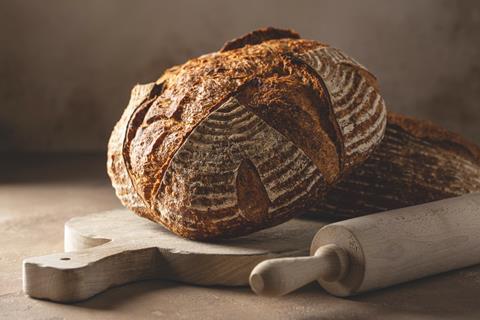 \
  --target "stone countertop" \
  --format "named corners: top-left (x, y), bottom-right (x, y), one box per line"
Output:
top-left (1, 154), bottom-right (479, 320)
